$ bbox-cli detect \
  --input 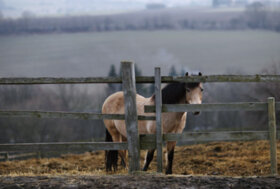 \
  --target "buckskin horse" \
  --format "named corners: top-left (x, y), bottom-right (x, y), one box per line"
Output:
top-left (102, 72), bottom-right (203, 174)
